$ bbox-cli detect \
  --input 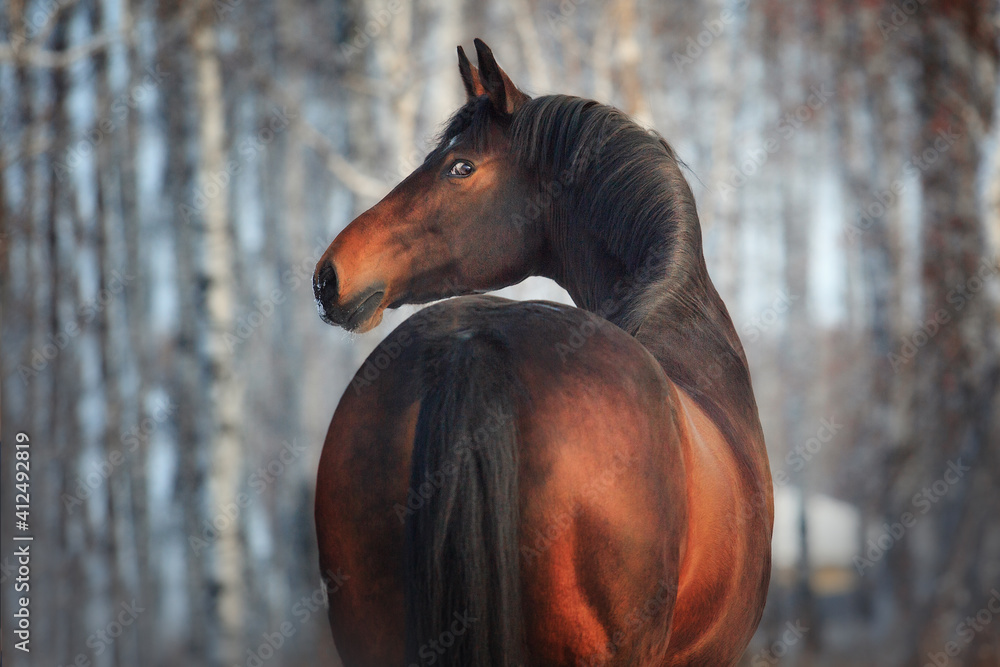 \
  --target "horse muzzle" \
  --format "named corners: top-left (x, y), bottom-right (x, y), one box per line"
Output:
top-left (313, 259), bottom-right (386, 332)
